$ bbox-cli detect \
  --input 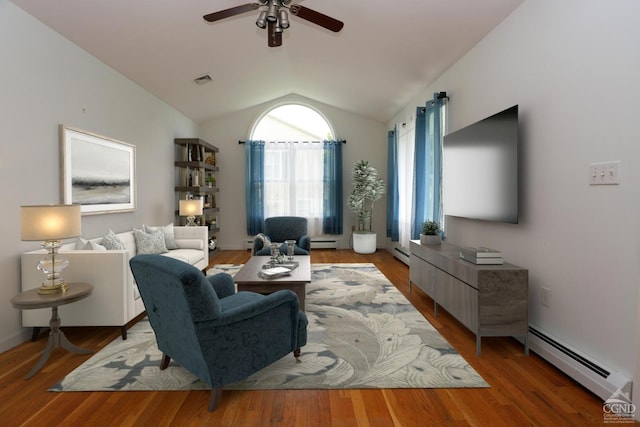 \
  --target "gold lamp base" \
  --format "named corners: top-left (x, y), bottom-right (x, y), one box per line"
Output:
top-left (38, 281), bottom-right (68, 295)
